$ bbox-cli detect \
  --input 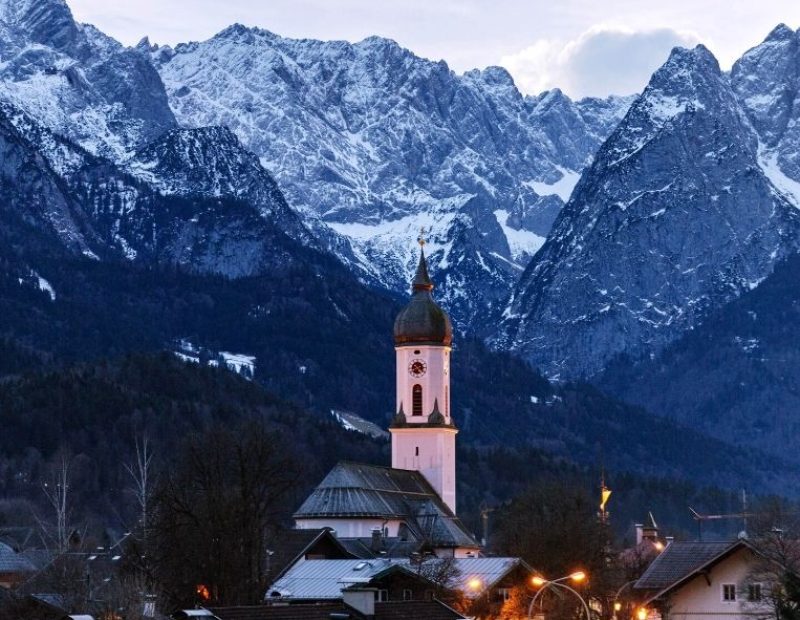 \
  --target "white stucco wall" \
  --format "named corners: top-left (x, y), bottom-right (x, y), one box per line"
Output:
top-left (663, 548), bottom-right (772, 620)
top-left (294, 518), bottom-right (405, 538)
top-left (390, 426), bottom-right (457, 513)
